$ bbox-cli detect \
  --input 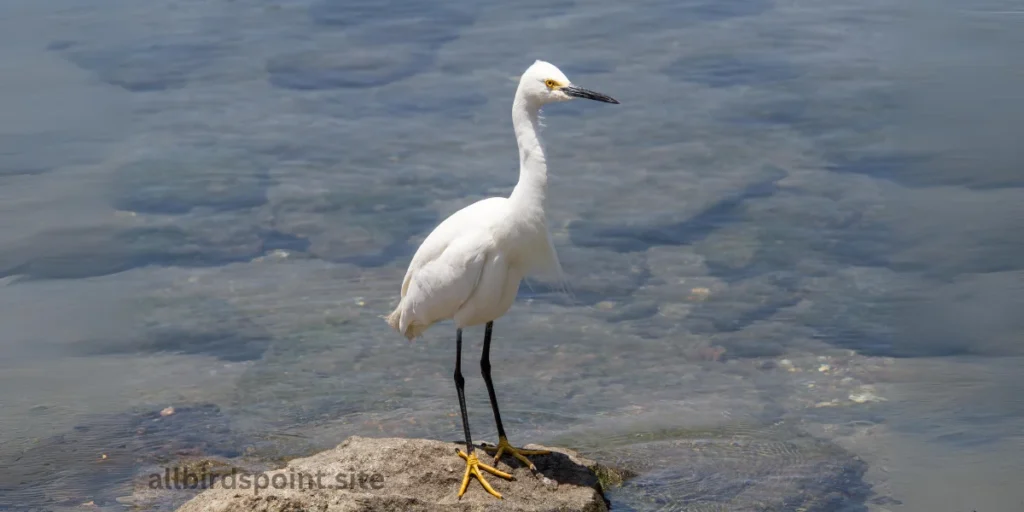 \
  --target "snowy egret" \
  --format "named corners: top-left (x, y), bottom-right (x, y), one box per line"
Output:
top-left (386, 60), bottom-right (618, 499)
